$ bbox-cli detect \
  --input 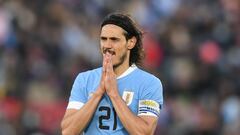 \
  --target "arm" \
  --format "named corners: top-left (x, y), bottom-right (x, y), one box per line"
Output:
top-left (109, 94), bottom-right (158, 135)
top-left (61, 88), bottom-right (104, 135)
top-left (61, 54), bottom-right (108, 135)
